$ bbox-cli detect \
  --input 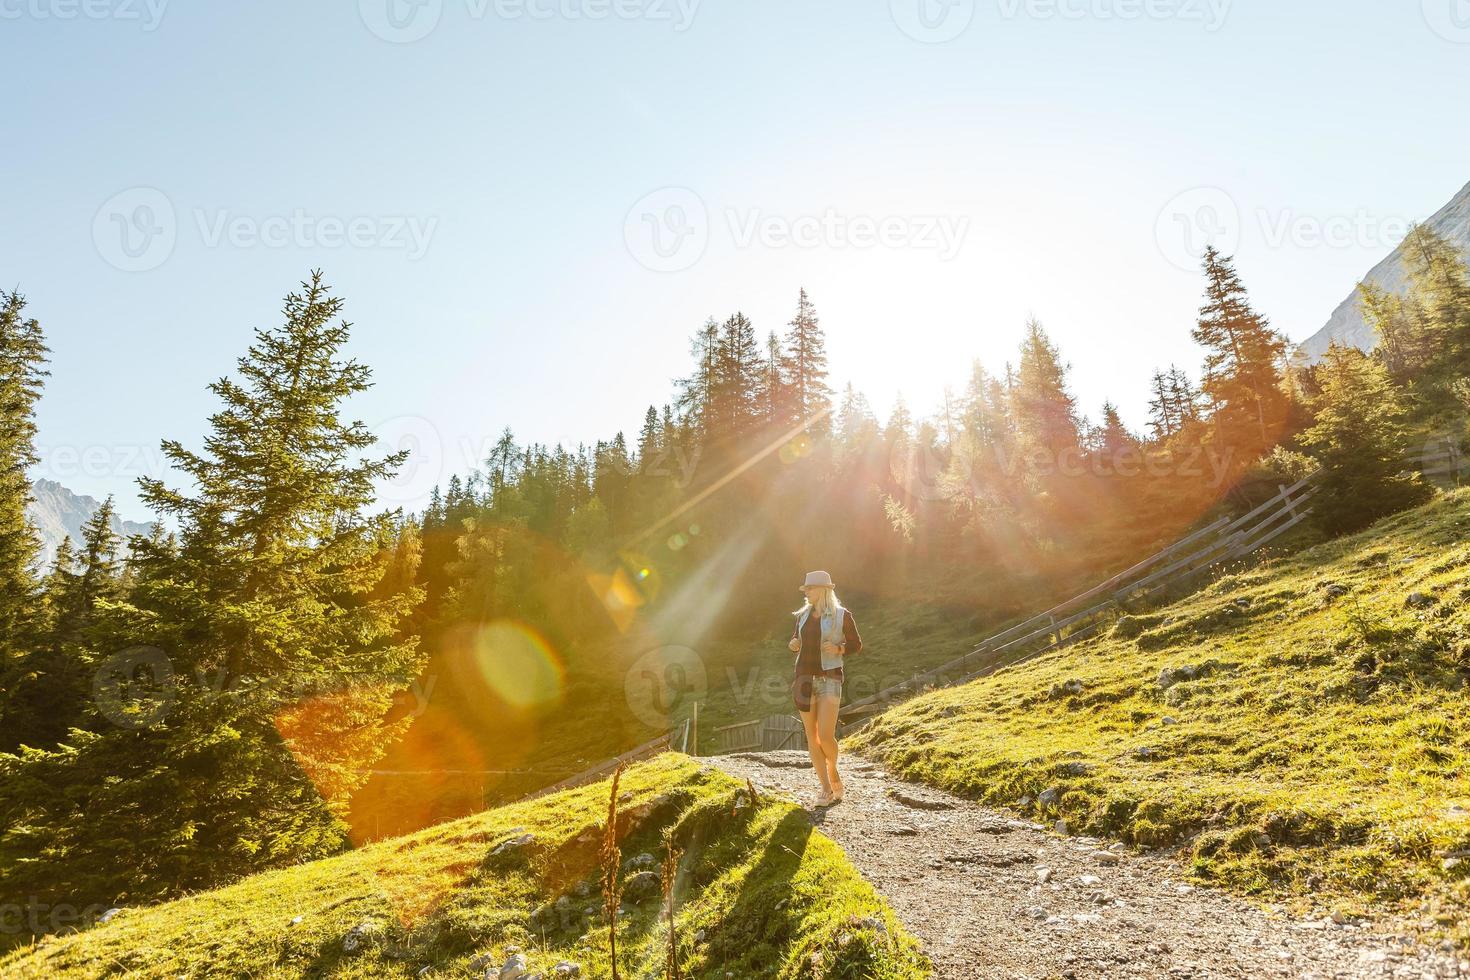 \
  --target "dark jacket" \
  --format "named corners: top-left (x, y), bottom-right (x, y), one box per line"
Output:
top-left (791, 608), bottom-right (863, 678)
